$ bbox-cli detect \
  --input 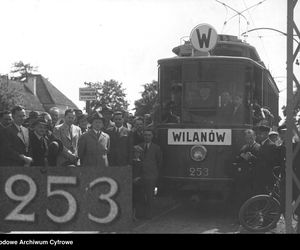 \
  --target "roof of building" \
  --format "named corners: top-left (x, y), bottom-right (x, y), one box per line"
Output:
top-left (40, 76), bottom-right (77, 109)
top-left (11, 79), bottom-right (45, 112)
